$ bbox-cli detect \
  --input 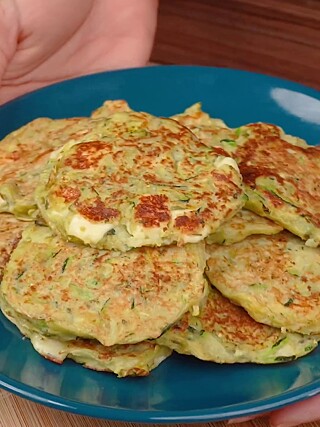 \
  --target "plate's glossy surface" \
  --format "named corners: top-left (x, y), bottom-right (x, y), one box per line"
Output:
top-left (1, 66), bottom-right (320, 423)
